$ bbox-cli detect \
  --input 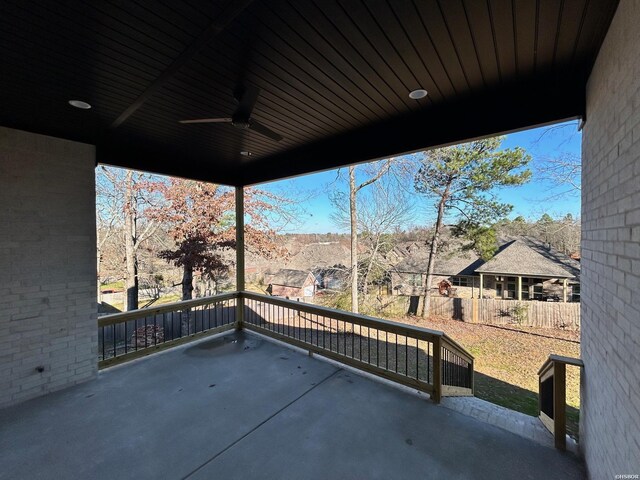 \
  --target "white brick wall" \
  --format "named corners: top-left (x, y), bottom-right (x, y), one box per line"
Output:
top-left (0, 127), bottom-right (97, 408)
top-left (582, 0), bottom-right (640, 476)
